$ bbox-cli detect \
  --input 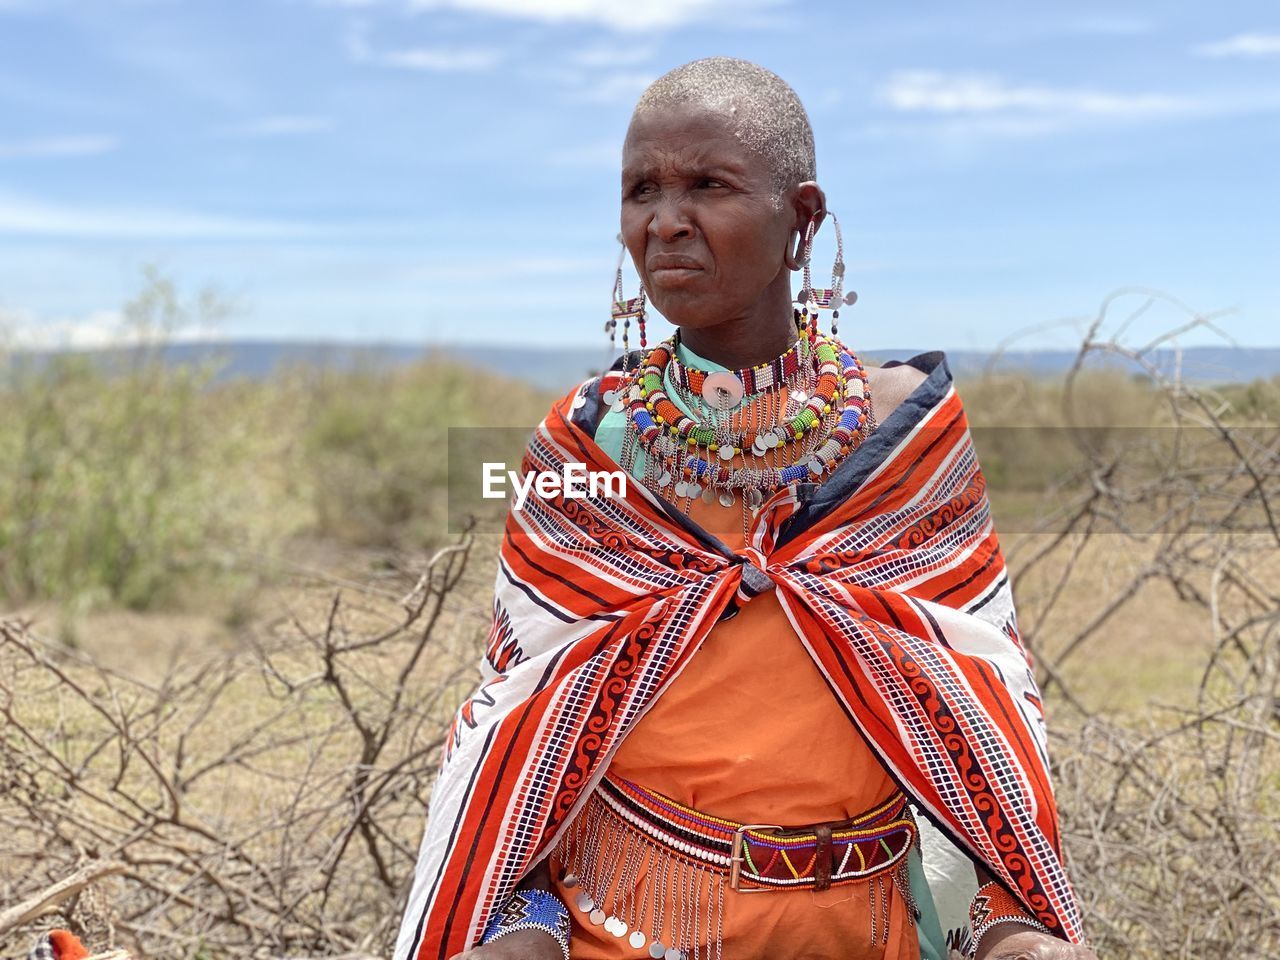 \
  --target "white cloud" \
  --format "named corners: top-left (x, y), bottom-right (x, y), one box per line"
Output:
top-left (212, 115), bottom-right (335, 137)
top-left (1193, 32), bottom-right (1280, 59)
top-left (379, 46), bottom-right (504, 71)
top-left (859, 116), bottom-right (1071, 142)
top-left (1, 307), bottom-right (223, 351)
top-left (879, 71), bottom-right (1198, 118)
top-left (405, 0), bottom-right (781, 32)
top-left (0, 192), bottom-right (311, 239)
top-left (0, 135), bottom-right (119, 159)
top-left (343, 21), bottom-right (504, 71)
